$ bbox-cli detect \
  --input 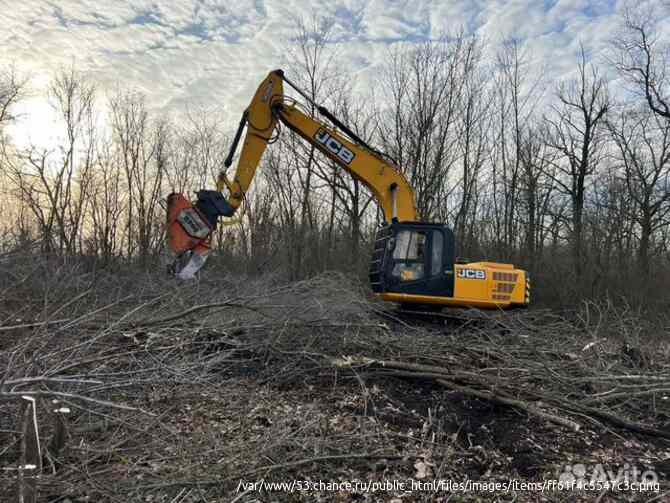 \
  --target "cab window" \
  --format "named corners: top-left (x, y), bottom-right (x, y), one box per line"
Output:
top-left (391, 230), bottom-right (426, 282)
